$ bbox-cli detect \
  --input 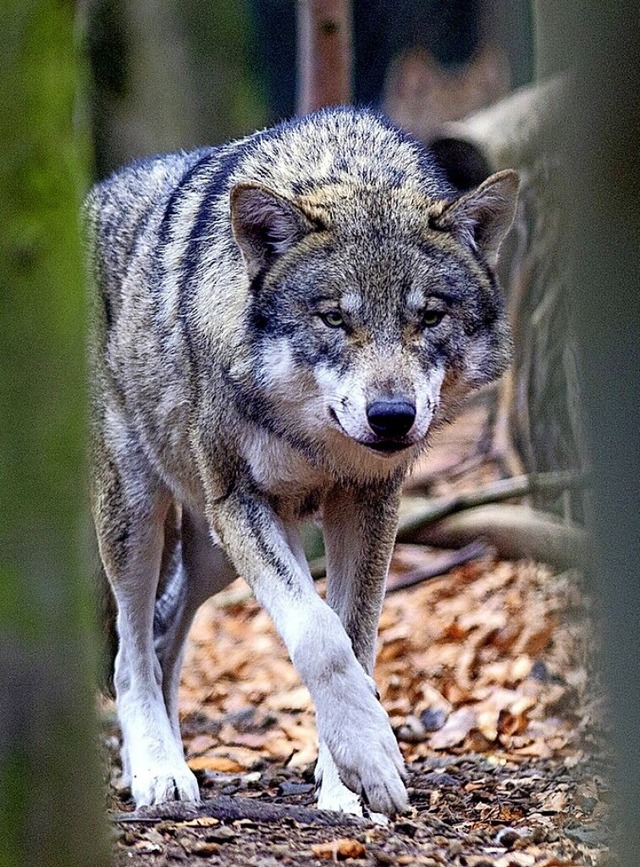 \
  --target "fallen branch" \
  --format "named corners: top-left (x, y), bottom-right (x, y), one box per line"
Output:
top-left (306, 471), bottom-right (585, 579)
top-left (112, 794), bottom-right (363, 828)
top-left (396, 470), bottom-right (585, 542)
top-left (412, 504), bottom-right (590, 571)
top-left (435, 77), bottom-right (564, 174)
